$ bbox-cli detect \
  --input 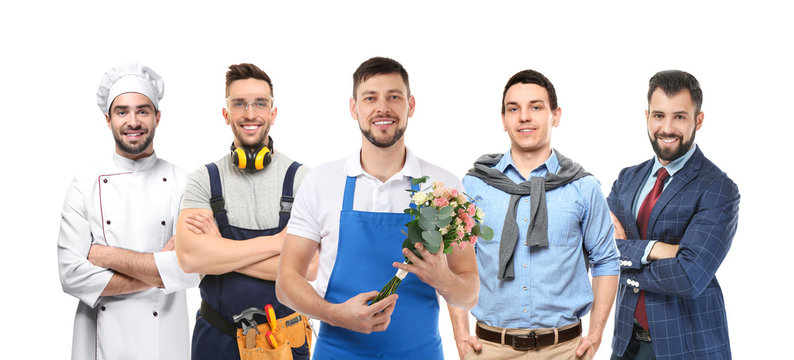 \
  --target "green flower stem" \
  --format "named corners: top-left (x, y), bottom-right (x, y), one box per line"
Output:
top-left (370, 260), bottom-right (410, 305)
